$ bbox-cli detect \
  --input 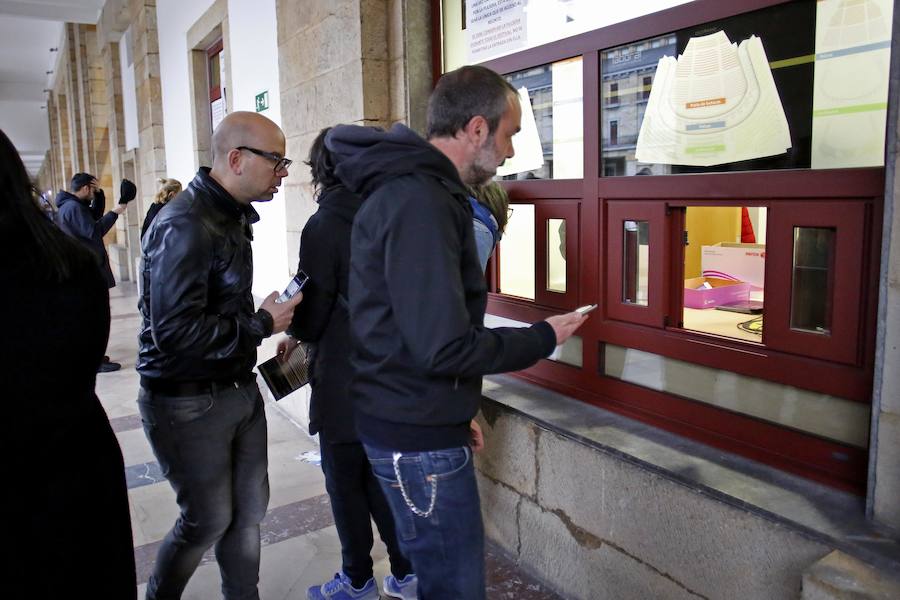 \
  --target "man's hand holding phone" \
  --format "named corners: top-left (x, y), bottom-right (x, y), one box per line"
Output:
top-left (261, 271), bottom-right (309, 334)
top-left (545, 303), bottom-right (594, 345)
top-left (261, 292), bottom-right (302, 334)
